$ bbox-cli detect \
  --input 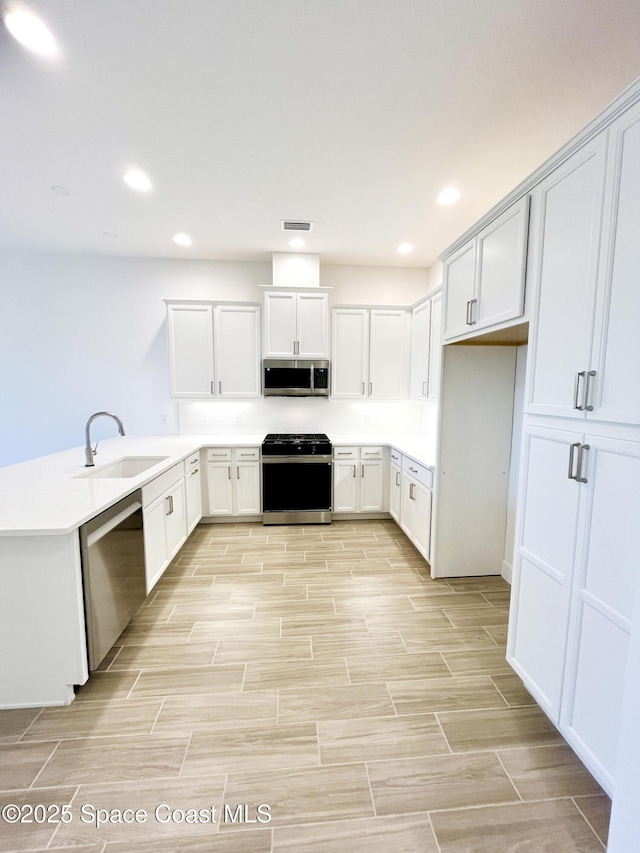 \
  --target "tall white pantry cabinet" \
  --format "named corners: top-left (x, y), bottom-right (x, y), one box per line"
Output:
top-left (507, 94), bottom-right (640, 799)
